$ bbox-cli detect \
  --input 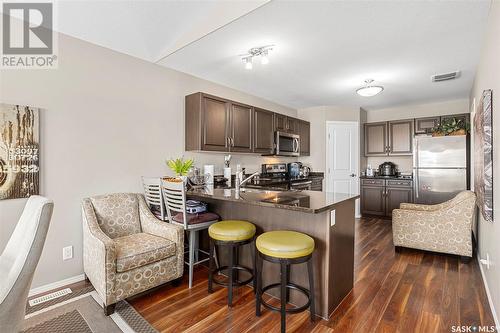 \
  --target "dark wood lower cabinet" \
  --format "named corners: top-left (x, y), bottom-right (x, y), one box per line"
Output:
top-left (385, 187), bottom-right (413, 217)
top-left (361, 179), bottom-right (413, 217)
top-left (360, 186), bottom-right (386, 216)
